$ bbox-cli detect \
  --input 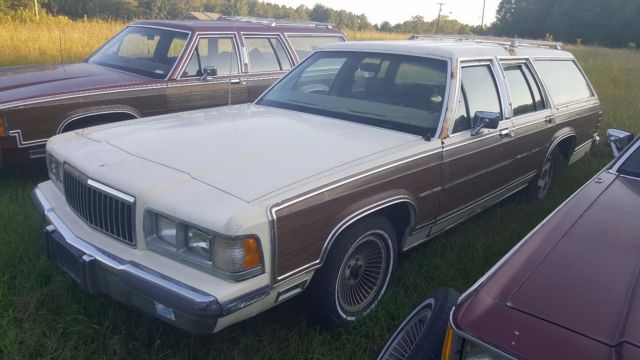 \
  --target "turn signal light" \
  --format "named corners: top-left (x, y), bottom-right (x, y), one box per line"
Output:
top-left (441, 324), bottom-right (455, 360)
top-left (243, 236), bottom-right (262, 269)
top-left (0, 115), bottom-right (7, 136)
